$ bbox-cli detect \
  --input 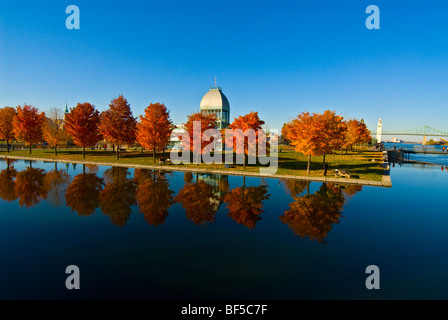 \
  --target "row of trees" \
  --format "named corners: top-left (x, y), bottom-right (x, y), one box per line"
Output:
top-left (0, 97), bottom-right (268, 163)
top-left (282, 110), bottom-right (371, 173)
top-left (0, 96), bottom-right (174, 160)
top-left (1, 98), bottom-right (371, 173)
